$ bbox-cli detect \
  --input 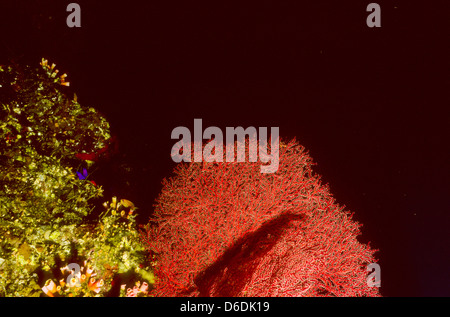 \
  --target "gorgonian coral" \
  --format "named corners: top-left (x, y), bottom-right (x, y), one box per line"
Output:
top-left (142, 138), bottom-right (380, 297)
